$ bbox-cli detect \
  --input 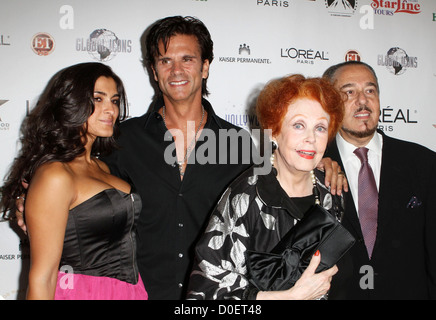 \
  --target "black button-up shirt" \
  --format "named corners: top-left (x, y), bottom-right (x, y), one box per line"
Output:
top-left (102, 97), bottom-right (254, 299)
